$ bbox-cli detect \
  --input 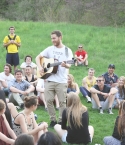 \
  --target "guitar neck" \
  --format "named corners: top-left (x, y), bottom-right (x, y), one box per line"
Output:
top-left (50, 62), bottom-right (61, 67)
